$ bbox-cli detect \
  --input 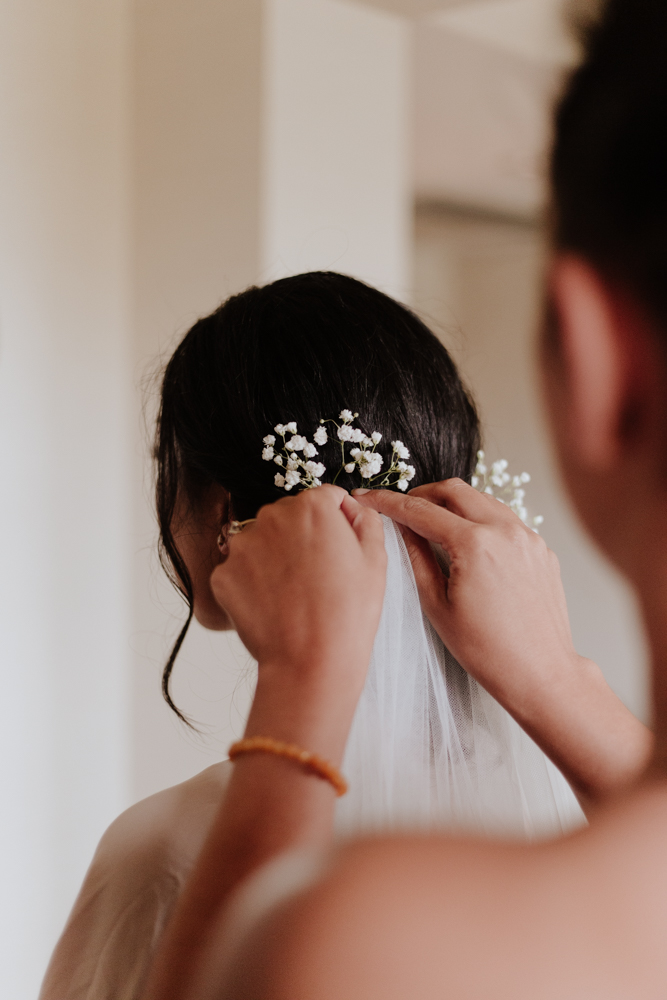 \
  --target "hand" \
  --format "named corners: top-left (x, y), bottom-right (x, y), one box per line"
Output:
top-left (357, 478), bottom-right (574, 710)
top-left (211, 485), bottom-right (387, 758)
top-left (355, 480), bottom-right (651, 803)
